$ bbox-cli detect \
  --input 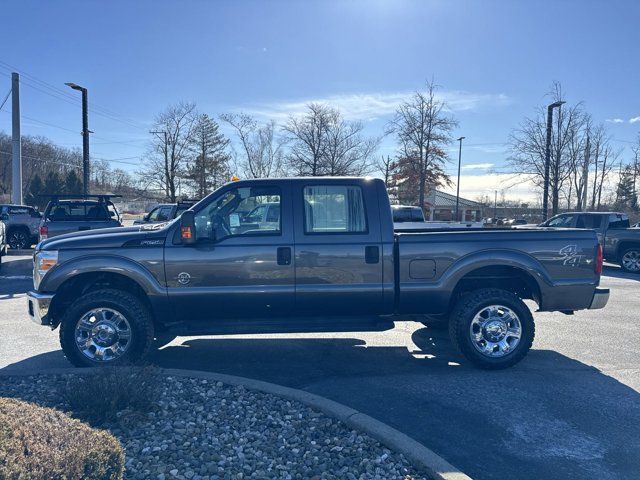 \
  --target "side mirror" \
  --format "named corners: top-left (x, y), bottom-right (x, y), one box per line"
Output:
top-left (180, 211), bottom-right (196, 245)
top-left (143, 213), bottom-right (150, 221)
top-left (0, 213), bottom-right (8, 221)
